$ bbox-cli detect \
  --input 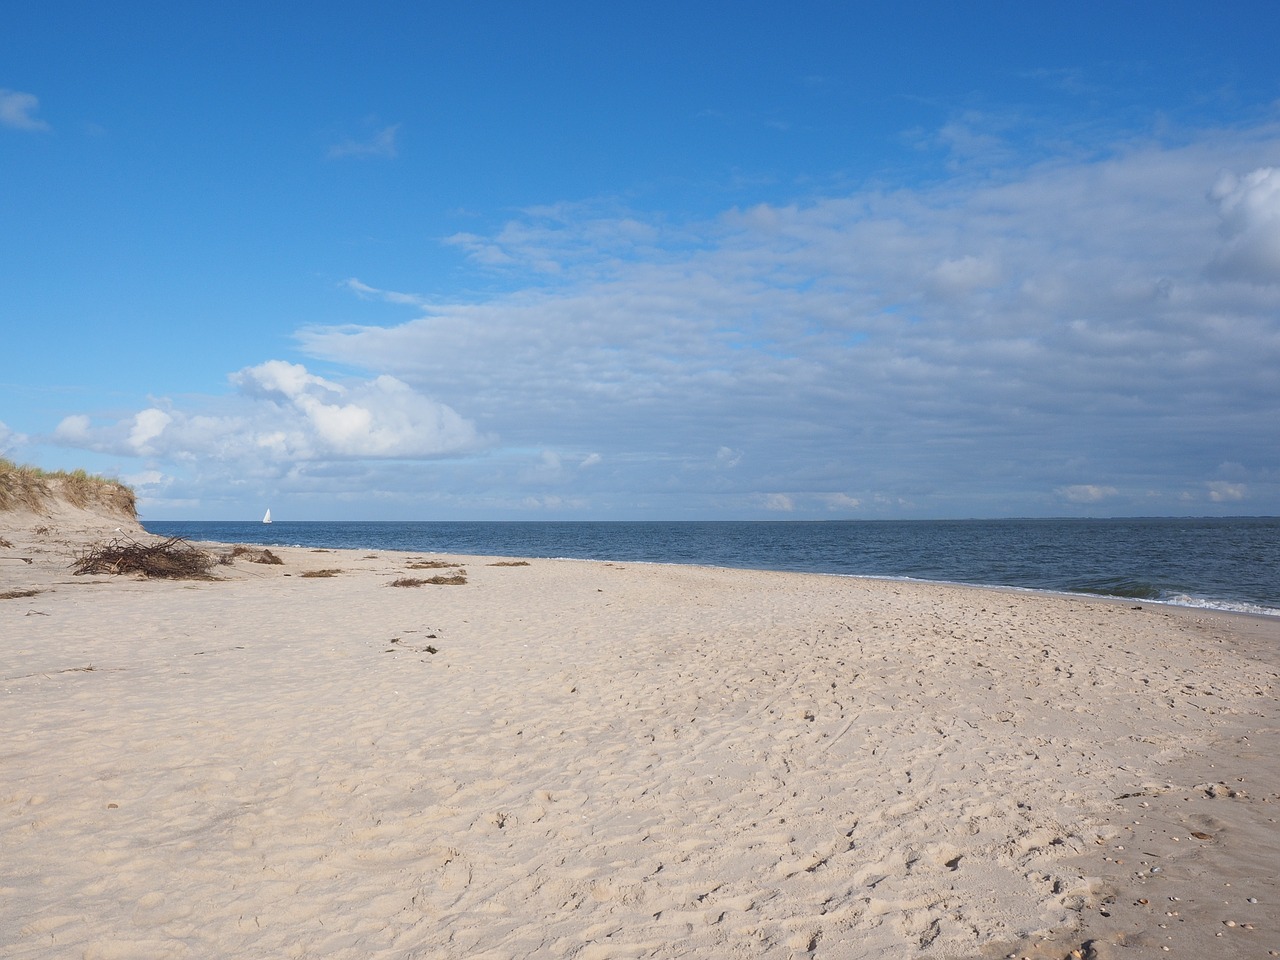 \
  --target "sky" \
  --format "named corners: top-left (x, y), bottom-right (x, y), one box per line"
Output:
top-left (2, 1), bottom-right (1279, 521)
